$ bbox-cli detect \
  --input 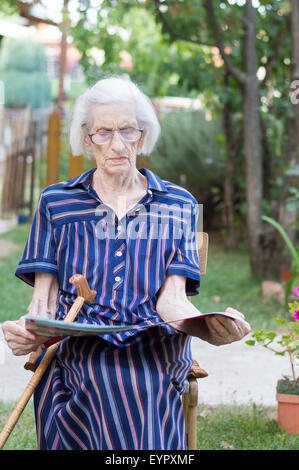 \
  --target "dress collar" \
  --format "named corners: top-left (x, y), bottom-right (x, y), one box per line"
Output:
top-left (62, 167), bottom-right (168, 193)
